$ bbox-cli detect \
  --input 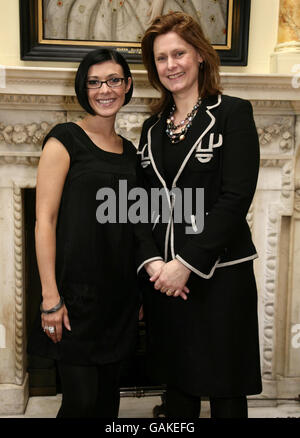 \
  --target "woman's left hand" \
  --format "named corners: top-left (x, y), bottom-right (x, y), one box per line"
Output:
top-left (150, 259), bottom-right (191, 298)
